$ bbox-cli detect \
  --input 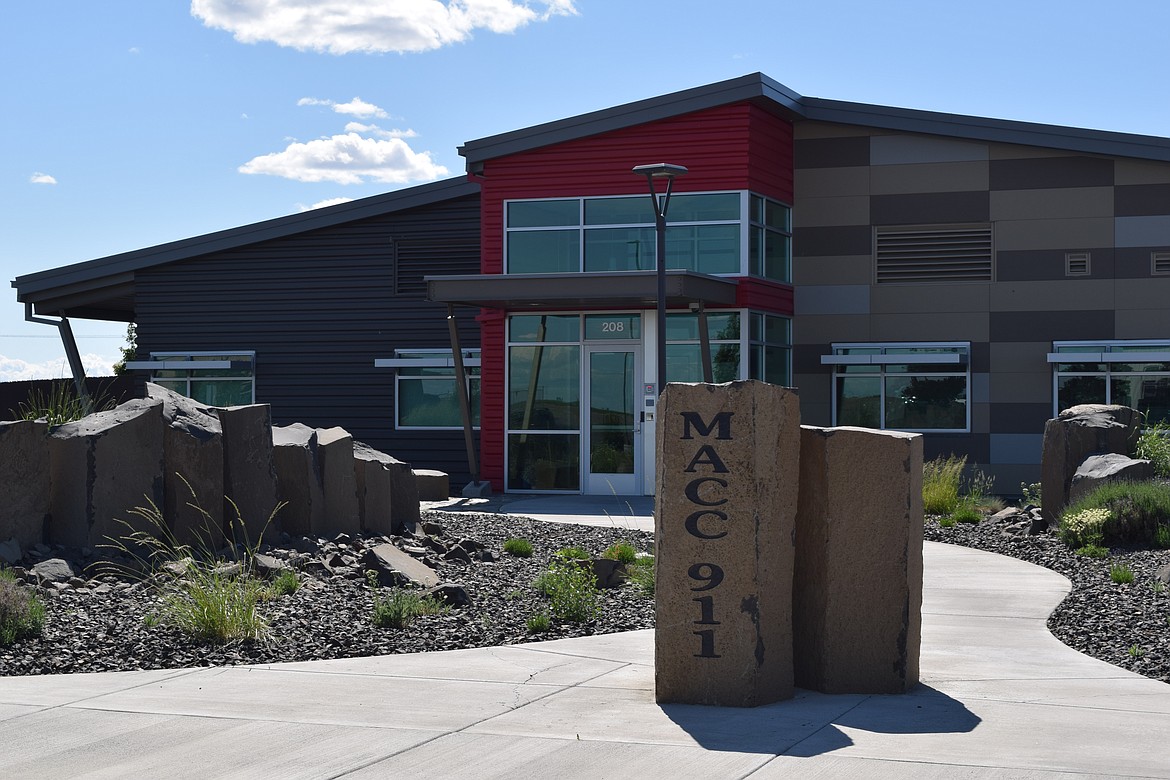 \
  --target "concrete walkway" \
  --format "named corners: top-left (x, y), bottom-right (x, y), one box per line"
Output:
top-left (2, 498), bottom-right (1170, 778)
